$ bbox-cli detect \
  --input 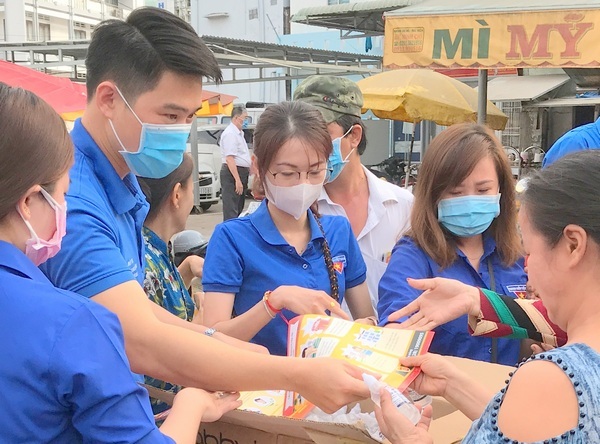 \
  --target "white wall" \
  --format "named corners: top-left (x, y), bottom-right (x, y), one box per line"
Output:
top-left (193, 0), bottom-right (283, 43)
top-left (47, 17), bottom-right (70, 40)
top-left (192, 0), bottom-right (287, 104)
